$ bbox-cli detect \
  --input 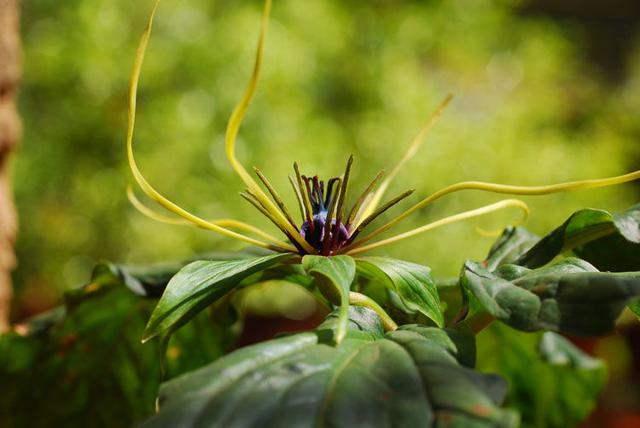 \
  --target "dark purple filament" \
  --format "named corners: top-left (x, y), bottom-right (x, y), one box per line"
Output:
top-left (299, 175), bottom-right (350, 255)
